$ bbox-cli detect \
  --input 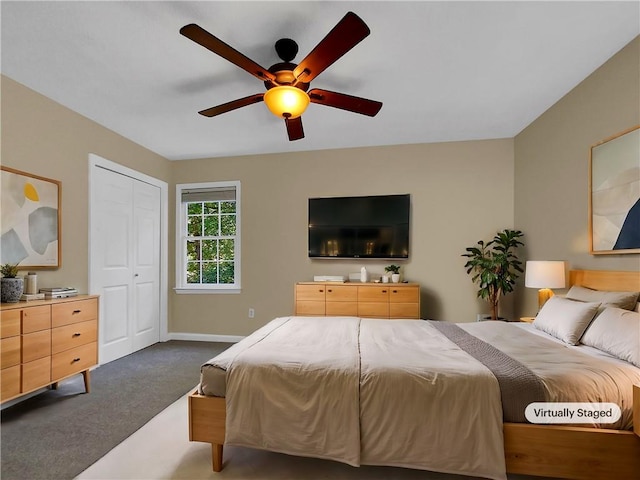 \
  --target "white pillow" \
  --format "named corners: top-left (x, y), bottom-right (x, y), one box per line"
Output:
top-left (565, 285), bottom-right (639, 311)
top-left (581, 307), bottom-right (640, 367)
top-left (533, 296), bottom-right (601, 345)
